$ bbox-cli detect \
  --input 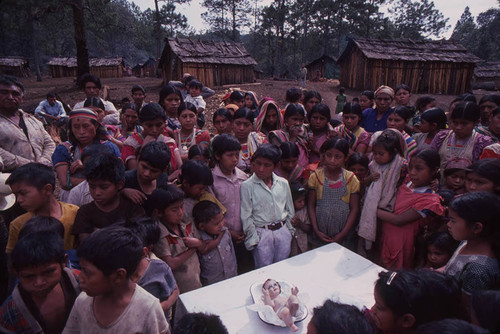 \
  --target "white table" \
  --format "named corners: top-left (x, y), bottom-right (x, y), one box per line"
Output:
top-left (175, 243), bottom-right (384, 334)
